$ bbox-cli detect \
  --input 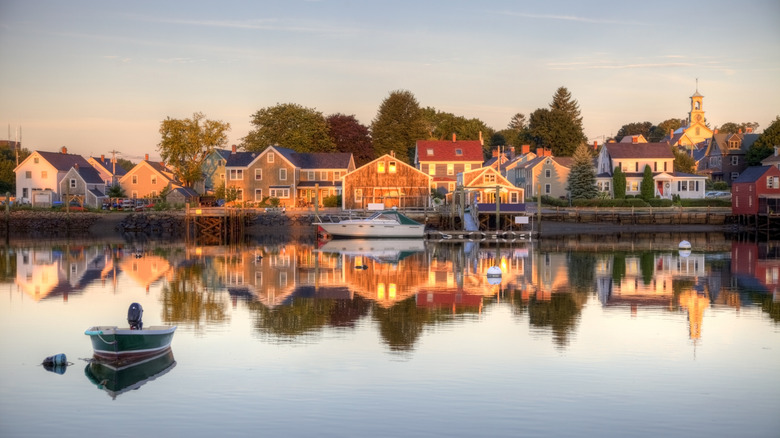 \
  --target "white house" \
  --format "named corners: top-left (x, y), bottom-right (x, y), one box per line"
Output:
top-left (14, 147), bottom-right (93, 206)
